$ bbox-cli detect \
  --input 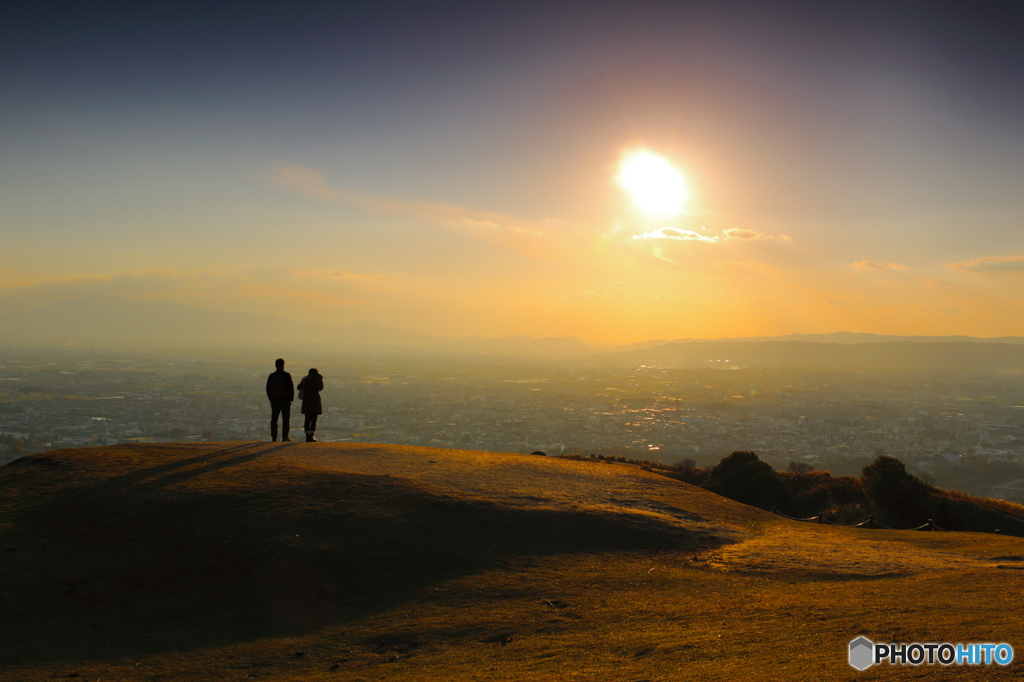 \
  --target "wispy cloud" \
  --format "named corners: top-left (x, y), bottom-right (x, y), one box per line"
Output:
top-left (946, 255), bottom-right (1024, 272)
top-left (272, 162), bottom-right (565, 261)
top-left (721, 228), bottom-right (790, 241)
top-left (852, 260), bottom-right (908, 271)
top-left (255, 268), bottom-right (394, 293)
top-left (633, 227), bottom-right (718, 243)
top-left (634, 226), bottom-right (791, 244)
top-left (567, 289), bottom-right (630, 301)
top-left (0, 267), bottom-right (399, 320)
top-left (917, 277), bottom-right (950, 286)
